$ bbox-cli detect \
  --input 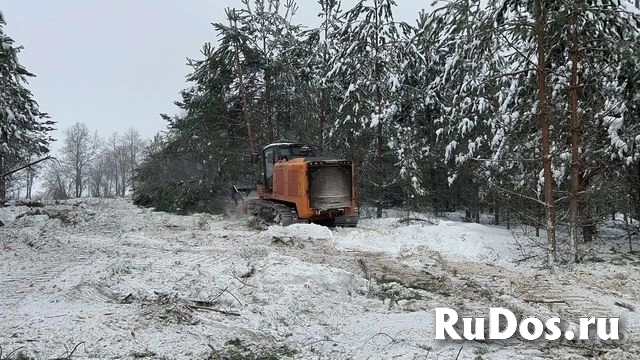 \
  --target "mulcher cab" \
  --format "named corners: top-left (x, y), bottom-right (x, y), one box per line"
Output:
top-left (236, 142), bottom-right (358, 227)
